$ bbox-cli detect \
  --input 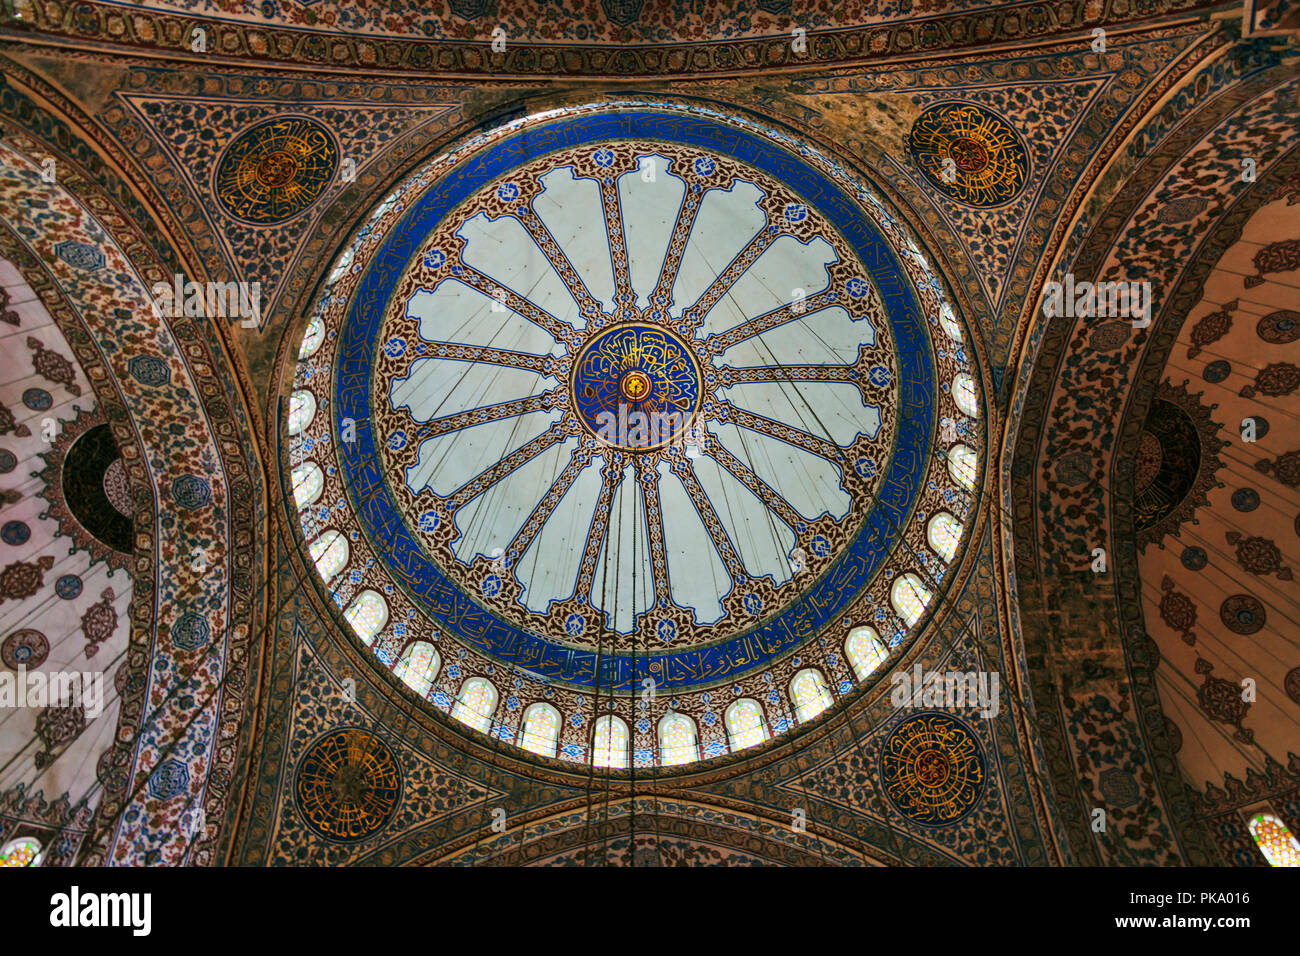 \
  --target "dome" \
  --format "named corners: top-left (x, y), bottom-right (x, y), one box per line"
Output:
top-left (287, 98), bottom-right (982, 767)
